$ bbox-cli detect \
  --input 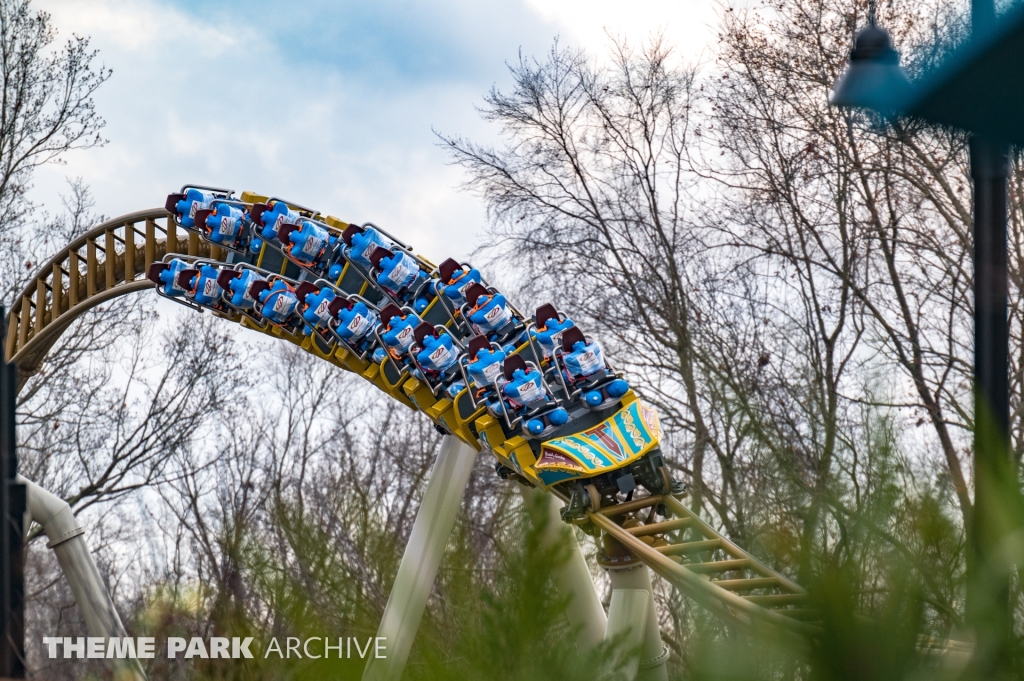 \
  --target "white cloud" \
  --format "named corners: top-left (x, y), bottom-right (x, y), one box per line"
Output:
top-left (523, 0), bottom-right (720, 63)
top-left (31, 0), bottom-right (494, 263)
top-left (29, 0), bottom-right (718, 264)
top-left (42, 0), bottom-right (241, 52)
